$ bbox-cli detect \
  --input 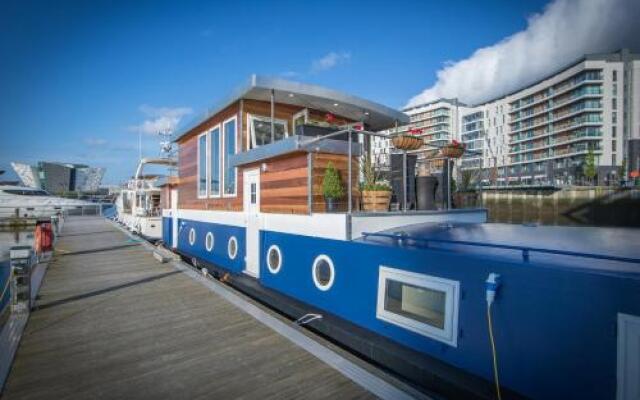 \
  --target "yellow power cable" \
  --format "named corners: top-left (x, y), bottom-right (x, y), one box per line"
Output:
top-left (487, 302), bottom-right (502, 400)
